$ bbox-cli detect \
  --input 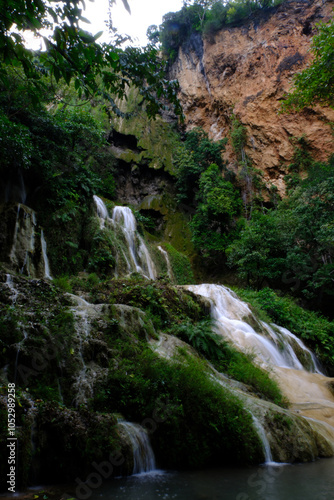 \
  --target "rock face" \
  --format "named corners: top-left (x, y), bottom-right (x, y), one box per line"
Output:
top-left (170, 0), bottom-right (334, 197)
